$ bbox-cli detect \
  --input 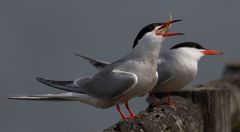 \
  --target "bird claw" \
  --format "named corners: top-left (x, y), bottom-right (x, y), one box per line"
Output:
top-left (124, 115), bottom-right (144, 119)
top-left (153, 100), bottom-right (176, 108)
top-left (131, 115), bottom-right (144, 119)
top-left (166, 101), bottom-right (176, 108)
